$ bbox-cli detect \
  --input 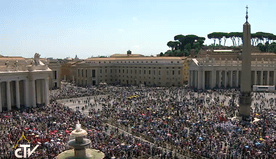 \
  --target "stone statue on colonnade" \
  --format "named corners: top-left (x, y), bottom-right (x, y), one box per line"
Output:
top-left (33, 53), bottom-right (41, 66)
